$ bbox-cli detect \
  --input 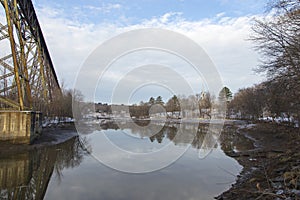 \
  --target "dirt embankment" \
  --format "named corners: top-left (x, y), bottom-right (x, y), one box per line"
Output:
top-left (217, 123), bottom-right (300, 200)
top-left (0, 123), bottom-right (77, 156)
